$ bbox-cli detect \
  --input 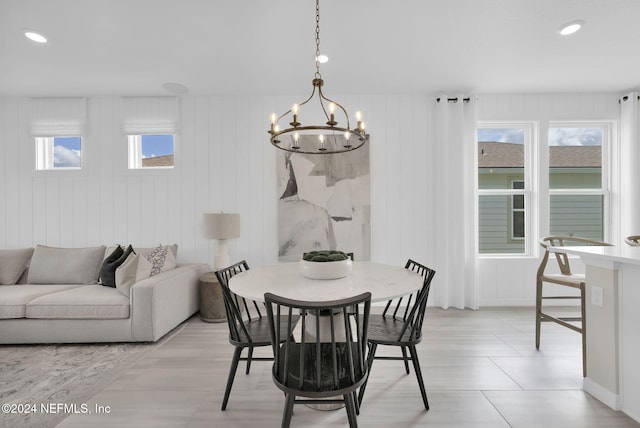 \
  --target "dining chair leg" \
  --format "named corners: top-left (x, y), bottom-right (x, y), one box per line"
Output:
top-left (281, 393), bottom-right (295, 428)
top-left (408, 345), bottom-right (429, 411)
top-left (352, 390), bottom-right (360, 415)
top-left (535, 278), bottom-right (542, 350)
top-left (357, 343), bottom-right (377, 406)
top-left (344, 392), bottom-right (359, 428)
top-left (246, 347), bottom-right (254, 374)
top-left (401, 346), bottom-right (410, 374)
top-left (580, 285), bottom-right (587, 377)
top-left (221, 346), bottom-right (242, 410)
